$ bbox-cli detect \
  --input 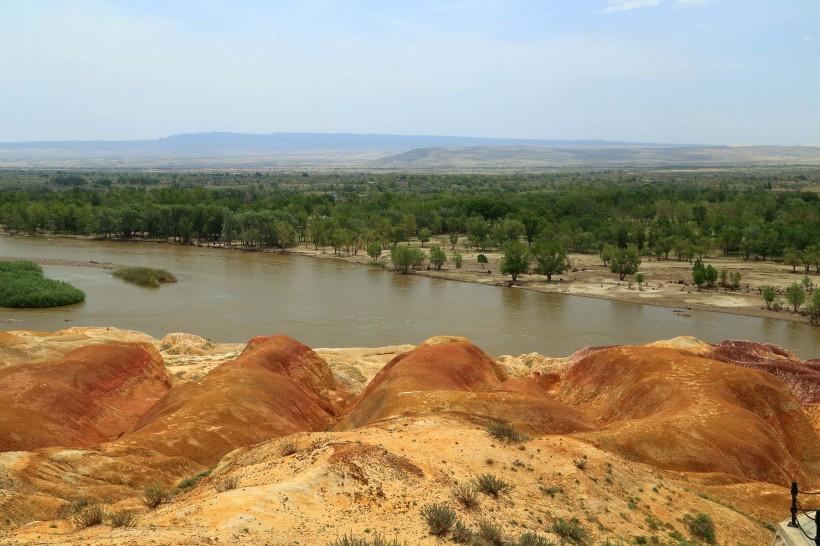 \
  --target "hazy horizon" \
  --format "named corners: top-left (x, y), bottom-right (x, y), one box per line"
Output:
top-left (1, 1), bottom-right (818, 145)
